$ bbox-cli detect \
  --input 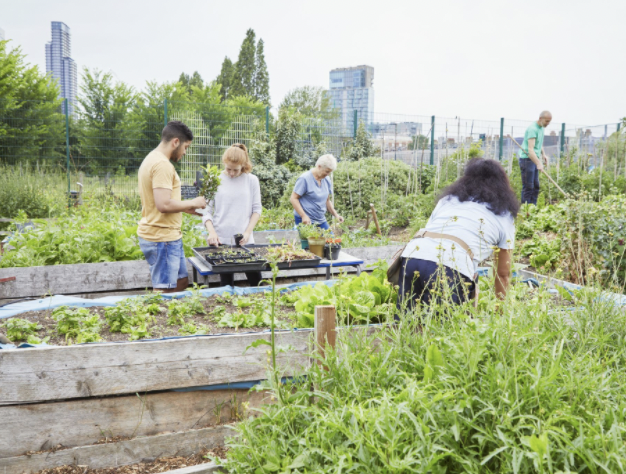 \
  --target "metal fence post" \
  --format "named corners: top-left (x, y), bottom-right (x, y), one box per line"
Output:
top-left (430, 116), bottom-right (435, 165)
top-left (560, 123), bottom-right (566, 155)
top-left (499, 118), bottom-right (504, 161)
top-left (353, 110), bottom-right (358, 138)
top-left (618, 122), bottom-right (622, 132)
top-left (163, 99), bottom-right (168, 128)
top-left (64, 98), bottom-right (71, 205)
top-left (265, 106), bottom-right (270, 136)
